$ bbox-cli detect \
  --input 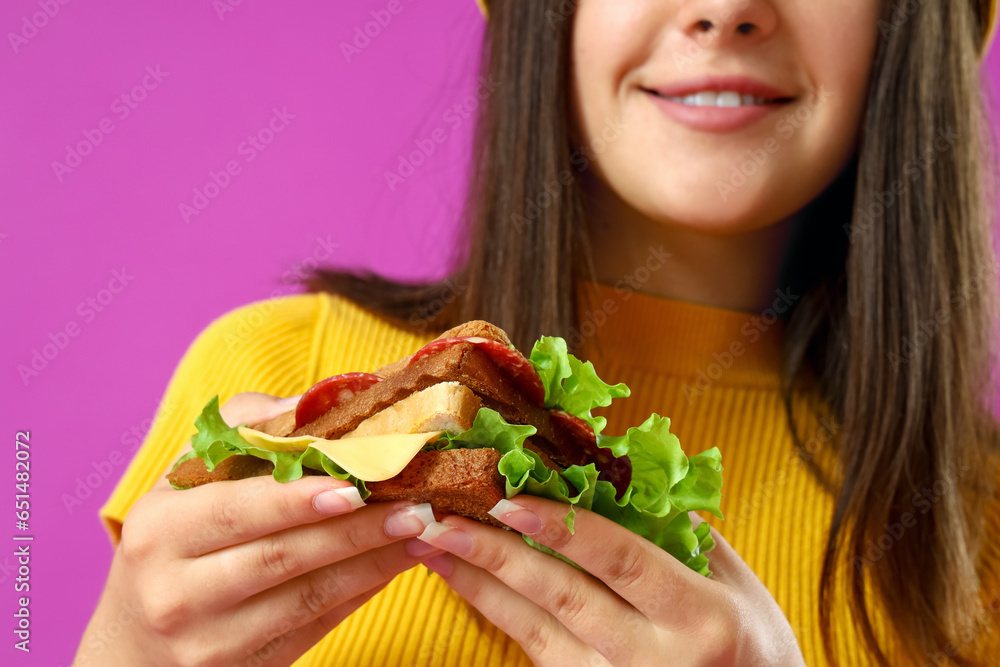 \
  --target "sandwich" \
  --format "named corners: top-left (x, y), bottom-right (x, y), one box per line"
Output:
top-left (167, 321), bottom-right (724, 575)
